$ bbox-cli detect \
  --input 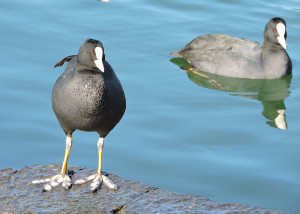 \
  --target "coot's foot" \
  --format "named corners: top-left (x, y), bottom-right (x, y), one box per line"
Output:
top-left (31, 172), bottom-right (73, 192)
top-left (74, 173), bottom-right (118, 192)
